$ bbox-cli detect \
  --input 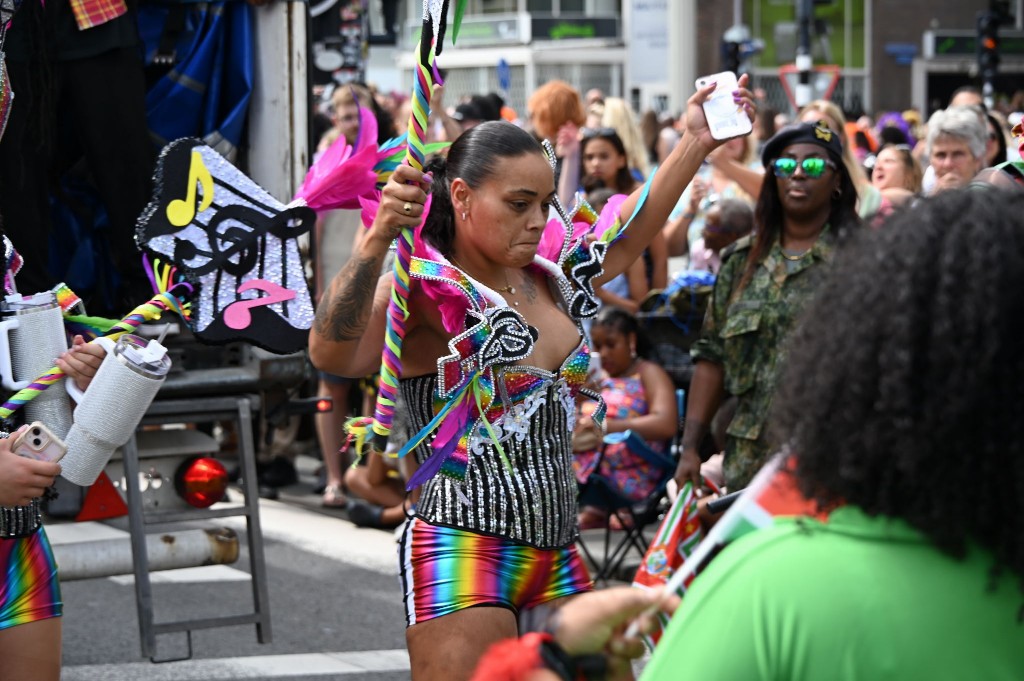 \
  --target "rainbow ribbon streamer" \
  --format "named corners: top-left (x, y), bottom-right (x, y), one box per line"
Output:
top-left (0, 287), bottom-right (190, 420)
top-left (360, 39), bottom-right (436, 452)
top-left (346, 0), bottom-right (465, 456)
